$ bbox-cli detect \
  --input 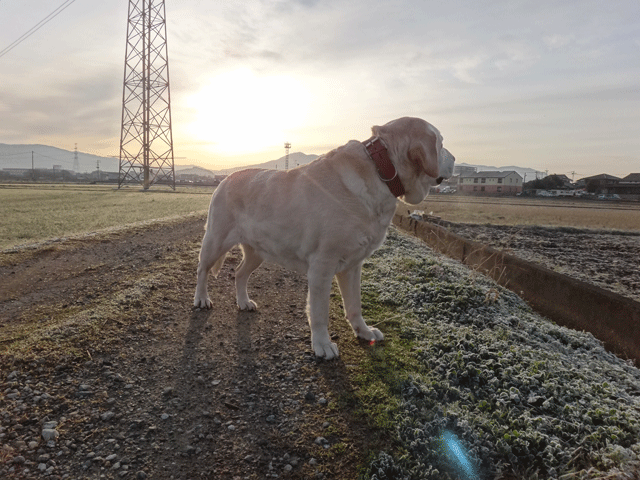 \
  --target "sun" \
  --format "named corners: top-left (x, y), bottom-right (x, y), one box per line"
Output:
top-left (188, 68), bottom-right (310, 155)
